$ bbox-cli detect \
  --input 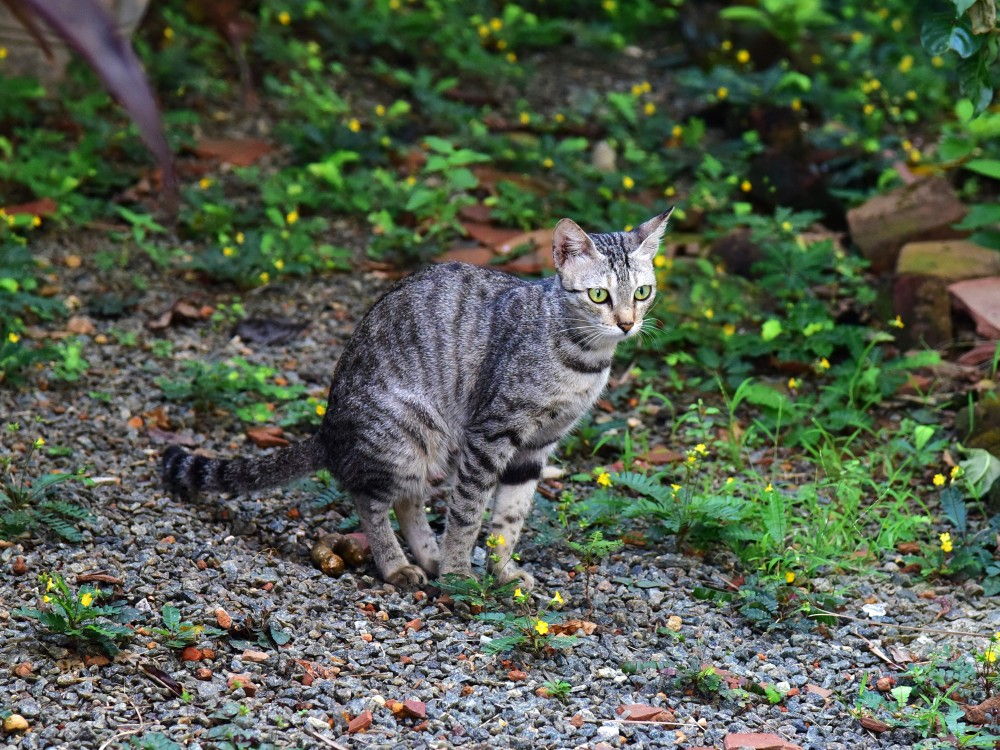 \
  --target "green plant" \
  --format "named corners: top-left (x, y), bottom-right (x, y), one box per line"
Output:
top-left (541, 679), bottom-right (573, 702)
top-left (15, 572), bottom-right (133, 656)
top-left (477, 588), bottom-right (577, 655)
top-left (0, 426), bottom-right (91, 541)
top-left (129, 733), bottom-right (182, 750)
top-left (437, 572), bottom-right (517, 613)
top-left (566, 530), bottom-right (623, 614)
top-left (150, 604), bottom-right (225, 649)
